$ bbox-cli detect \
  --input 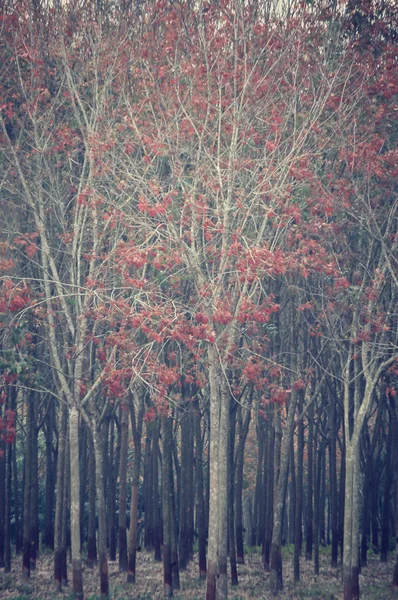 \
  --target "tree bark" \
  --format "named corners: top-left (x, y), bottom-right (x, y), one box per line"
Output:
top-left (54, 404), bottom-right (67, 591)
top-left (118, 405), bottom-right (129, 571)
top-left (93, 423), bottom-right (109, 599)
top-left (270, 391), bottom-right (298, 595)
top-left (69, 404), bottom-right (84, 599)
top-left (127, 390), bottom-right (145, 584)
